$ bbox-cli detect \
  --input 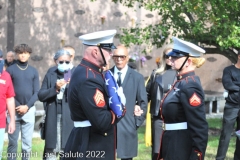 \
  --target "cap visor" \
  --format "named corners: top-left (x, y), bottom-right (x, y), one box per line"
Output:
top-left (111, 45), bottom-right (117, 49)
top-left (167, 51), bottom-right (186, 57)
